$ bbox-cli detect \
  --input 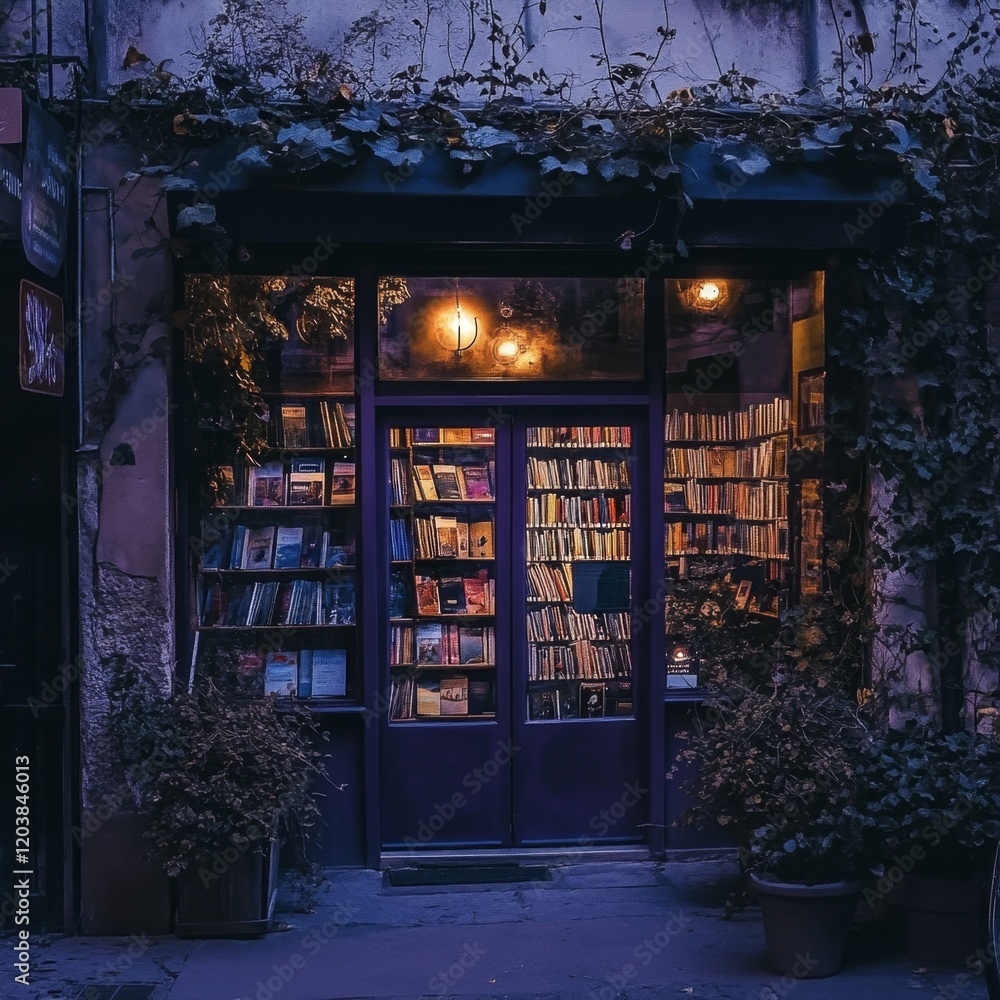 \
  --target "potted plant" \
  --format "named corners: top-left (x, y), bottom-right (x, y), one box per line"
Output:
top-left (112, 665), bottom-right (328, 937)
top-left (679, 670), bottom-right (874, 976)
top-left (856, 721), bottom-right (1000, 965)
